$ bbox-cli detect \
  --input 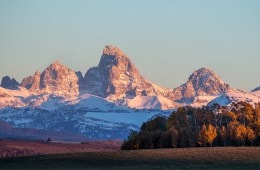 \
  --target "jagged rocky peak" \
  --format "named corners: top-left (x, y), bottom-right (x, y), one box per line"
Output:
top-left (102, 45), bottom-right (125, 57)
top-left (98, 45), bottom-right (132, 69)
top-left (40, 61), bottom-right (79, 96)
top-left (188, 67), bottom-right (222, 81)
top-left (172, 67), bottom-right (231, 101)
top-left (21, 61), bottom-right (79, 96)
top-left (0, 76), bottom-right (19, 89)
top-left (20, 71), bottom-right (41, 90)
top-left (188, 67), bottom-right (229, 93)
top-left (83, 45), bottom-right (168, 98)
